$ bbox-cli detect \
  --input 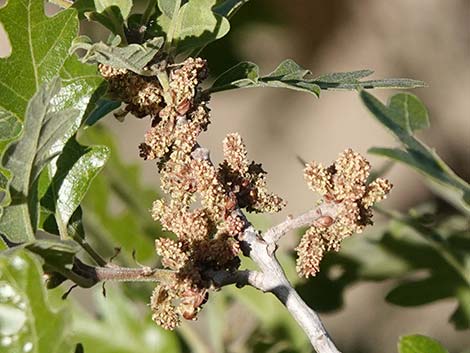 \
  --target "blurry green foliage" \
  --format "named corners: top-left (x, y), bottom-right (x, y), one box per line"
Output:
top-left (398, 334), bottom-right (449, 353)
